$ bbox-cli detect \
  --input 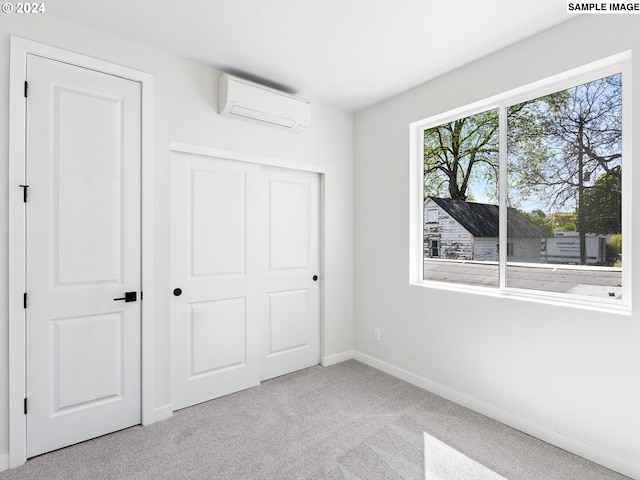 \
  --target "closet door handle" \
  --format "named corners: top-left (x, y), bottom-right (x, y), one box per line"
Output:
top-left (312, 275), bottom-right (318, 281)
top-left (173, 288), bottom-right (182, 296)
